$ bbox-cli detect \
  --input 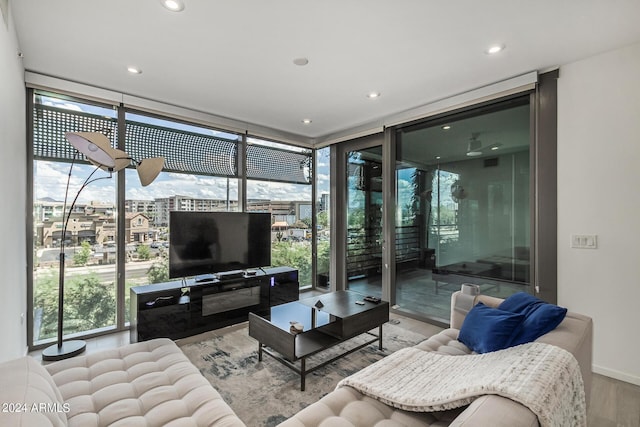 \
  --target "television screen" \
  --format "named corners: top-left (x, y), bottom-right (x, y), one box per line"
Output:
top-left (169, 211), bottom-right (271, 278)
